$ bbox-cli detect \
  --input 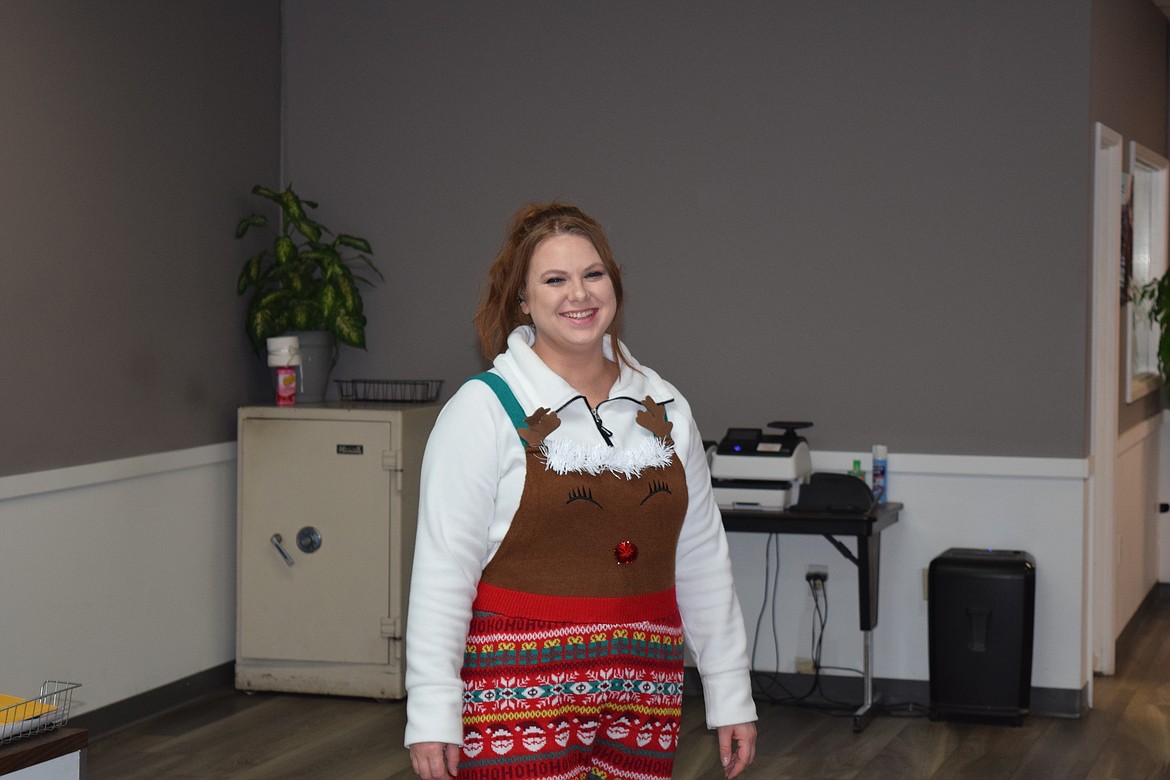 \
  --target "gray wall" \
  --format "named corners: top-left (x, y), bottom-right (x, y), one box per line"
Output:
top-left (5, 1), bottom-right (1162, 478)
top-left (1090, 0), bottom-right (1170, 432)
top-left (0, 1), bottom-right (281, 478)
top-left (283, 0), bottom-right (1104, 457)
